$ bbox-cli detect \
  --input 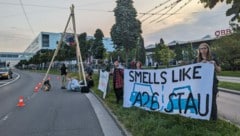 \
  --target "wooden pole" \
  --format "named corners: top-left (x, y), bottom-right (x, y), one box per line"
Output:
top-left (41, 7), bottom-right (72, 87)
top-left (71, 5), bottom-right (87, 86)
